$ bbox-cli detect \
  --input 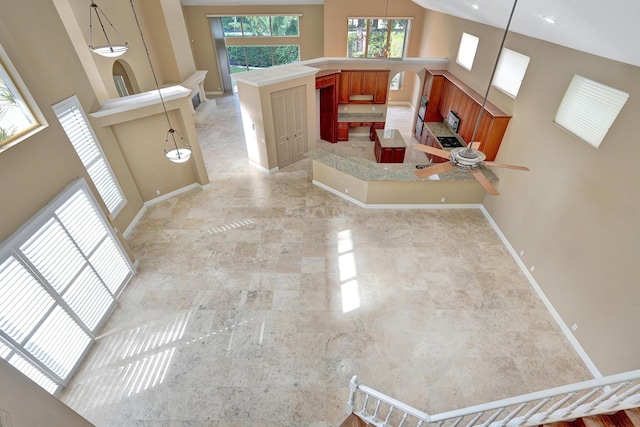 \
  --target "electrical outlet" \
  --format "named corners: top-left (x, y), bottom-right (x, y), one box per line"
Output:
top-left (345, 188), bottom-right (349, 194)
top-left (372, 106), bottom-right (376, 111)
top-left (519, 250), bottom-right (524, 256)
top-left (156, 190), bottom-right (161, 195)
top-left (440, 197), bottom-right (446, 203)
top-left (530, 266), bottom-right (535, 272)
top-left (572, 323), bottom-right (578, 331)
